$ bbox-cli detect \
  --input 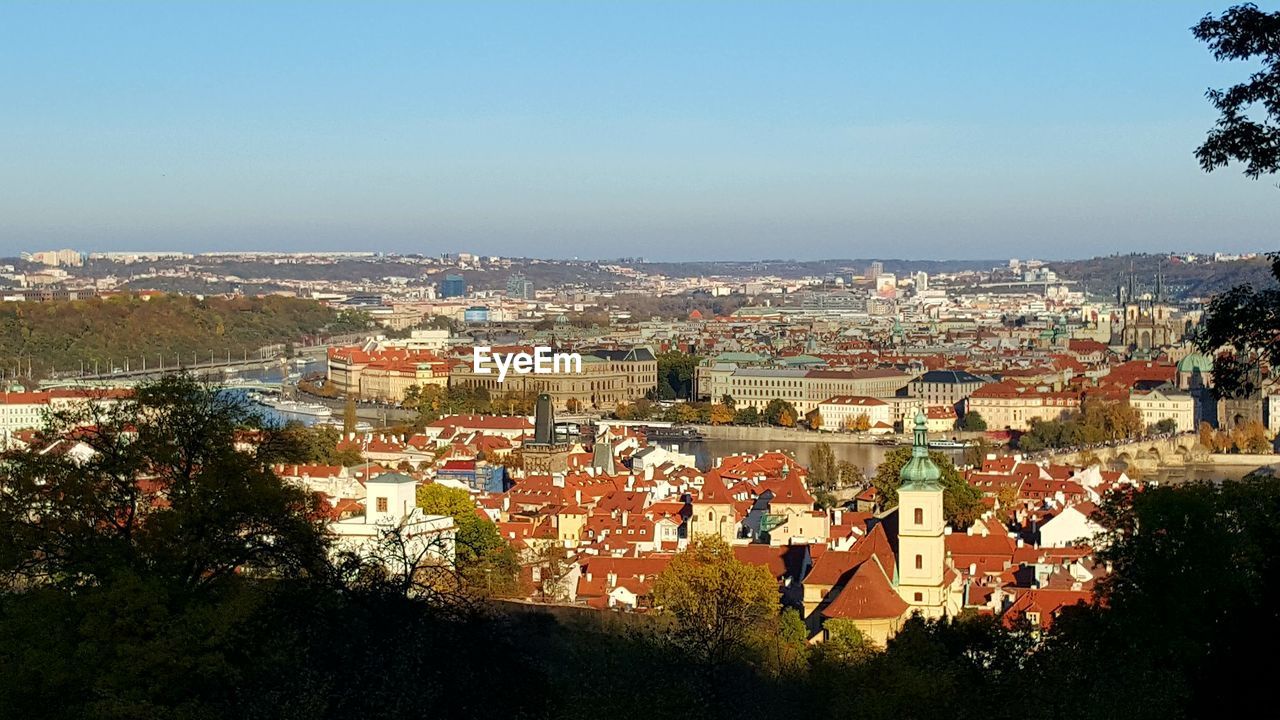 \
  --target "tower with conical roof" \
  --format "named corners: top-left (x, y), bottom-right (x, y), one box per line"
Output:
top-left (895, 408), bottom-right (948, 618)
